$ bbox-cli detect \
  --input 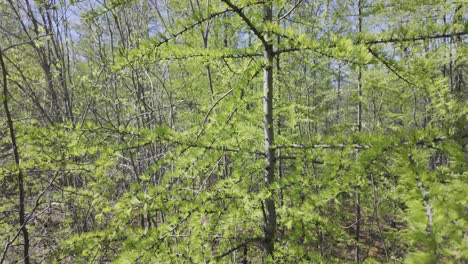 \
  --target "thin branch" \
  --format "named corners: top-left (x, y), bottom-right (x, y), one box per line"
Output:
top-left (158, 51), bottom-right (263, 61)
top-left (273, 31), bottom-right (468, 63)
top-left (275, 143), bottom-right (370, 150)
top-left (150, 9), bottom-right (233, 53)
top-left (202, 88), bottom-right (234, 126)
top-left (275, 136), bottom-right (446, 152)
top-left (409, 154), bottom-right (434, 233)
top-left (370, 174), bottom-right (390, 262)
top-left (189, 83), bottom-right (230, 139)
top-left (367, 47), bottom-right (419, 88)
top-left (1, 34), bottom-right (52, 52)
top-left (215, 237), bottom-right (263, 260)
top-left (365, 32), bottom-right (468, 45)
top-left (271, 33), bottom-right (360, 65)
top-left (220, 0), bottom-right (268, 47)
top-left (183, 142), bottom-right (265, 156)
top-left (277, 0), bottom-right (304, 22)
top-left (135, 211), bottom-right (194, 262)
top-left (0, 170), bottom-right (60, 264)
